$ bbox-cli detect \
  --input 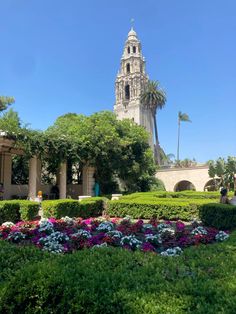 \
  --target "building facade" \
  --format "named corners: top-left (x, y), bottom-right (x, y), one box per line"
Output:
top-left (114, 28), bottom-right (154, 149)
